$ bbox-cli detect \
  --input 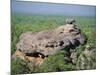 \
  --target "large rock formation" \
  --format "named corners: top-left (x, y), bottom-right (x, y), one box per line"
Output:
top-left (12, 19), bottom-right (87, 67)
